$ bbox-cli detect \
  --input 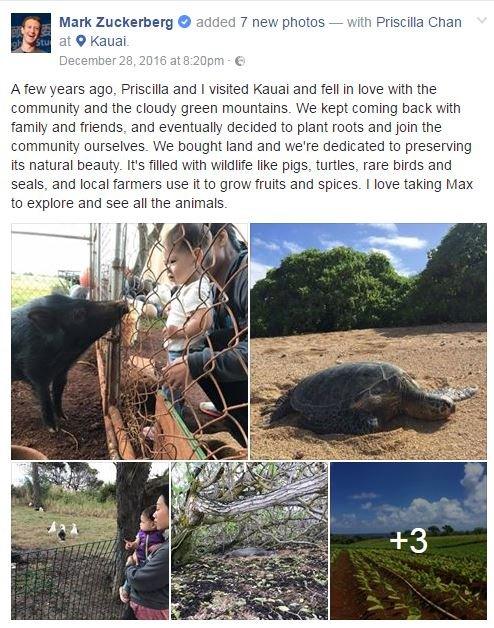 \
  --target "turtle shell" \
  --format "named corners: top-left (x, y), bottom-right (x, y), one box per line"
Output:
top-left (290, 362), bottom-right (407, 423)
